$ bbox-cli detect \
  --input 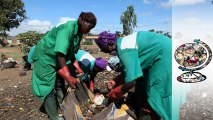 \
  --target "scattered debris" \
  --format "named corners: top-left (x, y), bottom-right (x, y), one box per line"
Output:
top-left (19, 107), bottom-right (24, 111)
top-left (94, 94), bottom-right (105, 105)
top-left (1, 54), bottom-right (18, 69)
top-left (0, 88), bottom-right (4, 92)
